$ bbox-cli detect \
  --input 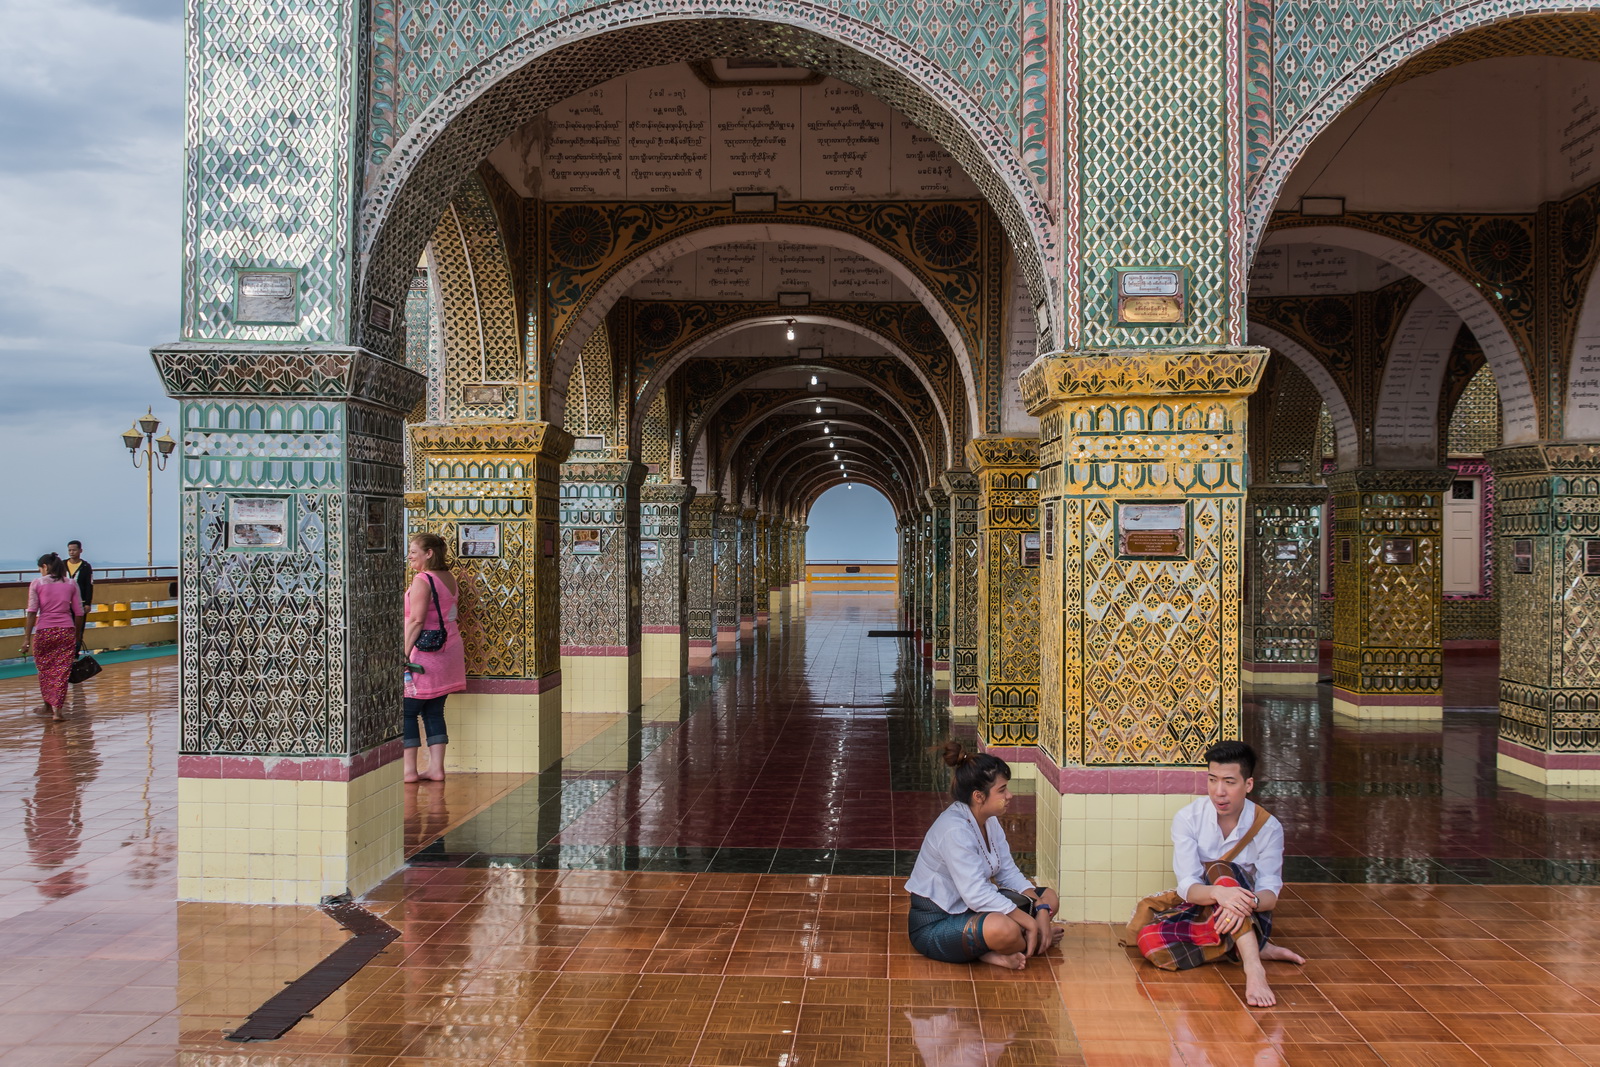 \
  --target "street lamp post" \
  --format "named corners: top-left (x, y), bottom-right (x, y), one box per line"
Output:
top-left (121, 408), bottom-right (176, 570)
